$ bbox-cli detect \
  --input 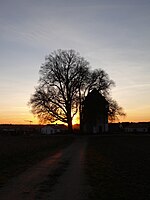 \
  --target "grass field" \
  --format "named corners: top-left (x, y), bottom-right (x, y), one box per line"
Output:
top-left (86, 135), bottom-right (150, 199)
top-left (0, 135), bottom-right (74, 187)
top-left (1, 134), bottom-right (150, 199)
